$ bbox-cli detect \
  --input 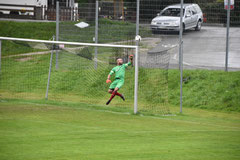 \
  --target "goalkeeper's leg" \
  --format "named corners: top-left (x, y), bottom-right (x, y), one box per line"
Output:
top-left (106, 88), bottom-right (125, 105)
top-left (109, 89), bottom-right (125, 100)
top-left (114, 80), bottom-right (125, 101)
